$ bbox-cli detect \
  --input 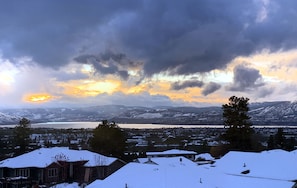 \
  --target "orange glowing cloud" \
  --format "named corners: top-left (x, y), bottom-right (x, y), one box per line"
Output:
top-left (58, 79), bottom-right (121, 97)
top-left (24, 93), bottom-right (54, 103)
top-left (140, 81), bottom-right (224, 104)
top-left (230, 49), bottom-right (297, 82)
